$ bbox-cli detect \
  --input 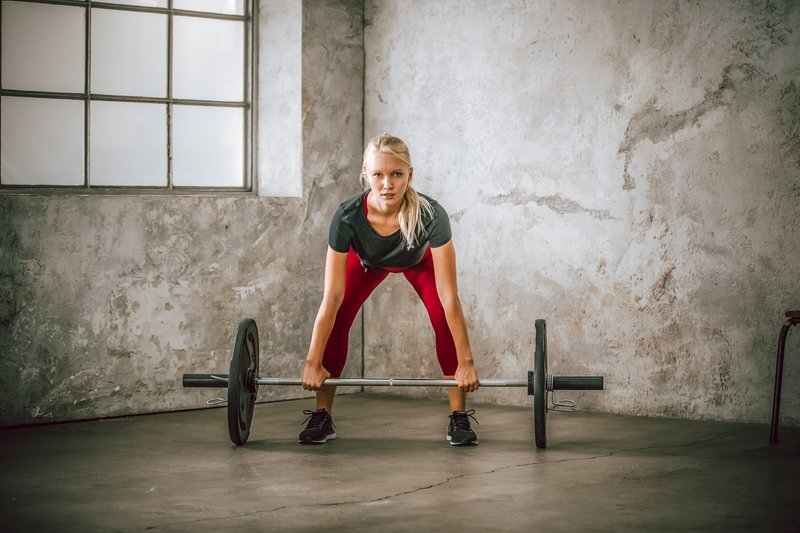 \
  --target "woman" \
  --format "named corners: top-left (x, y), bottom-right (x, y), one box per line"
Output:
top-left (300, 134), bottom-right (480, 446)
